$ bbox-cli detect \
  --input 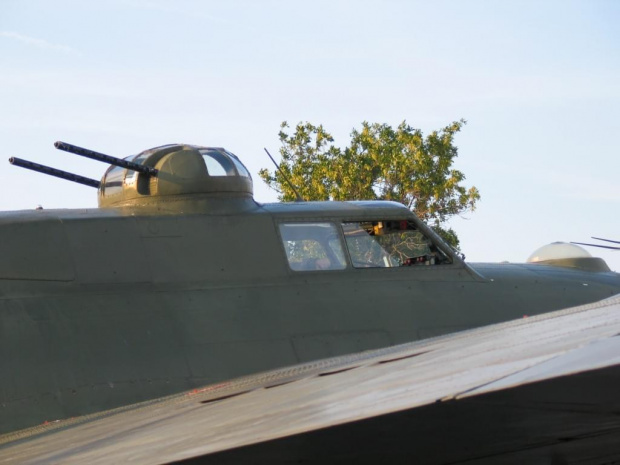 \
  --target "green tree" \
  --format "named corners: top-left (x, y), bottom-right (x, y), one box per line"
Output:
top-left (259, 120), bottom-right (480, 249)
